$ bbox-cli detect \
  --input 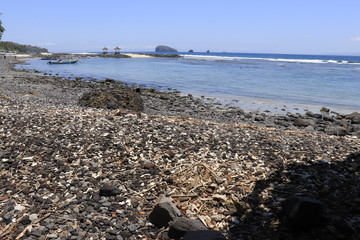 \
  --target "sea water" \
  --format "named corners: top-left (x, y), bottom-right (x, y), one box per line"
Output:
top-left (19, 52), bottom-right (360, 114)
